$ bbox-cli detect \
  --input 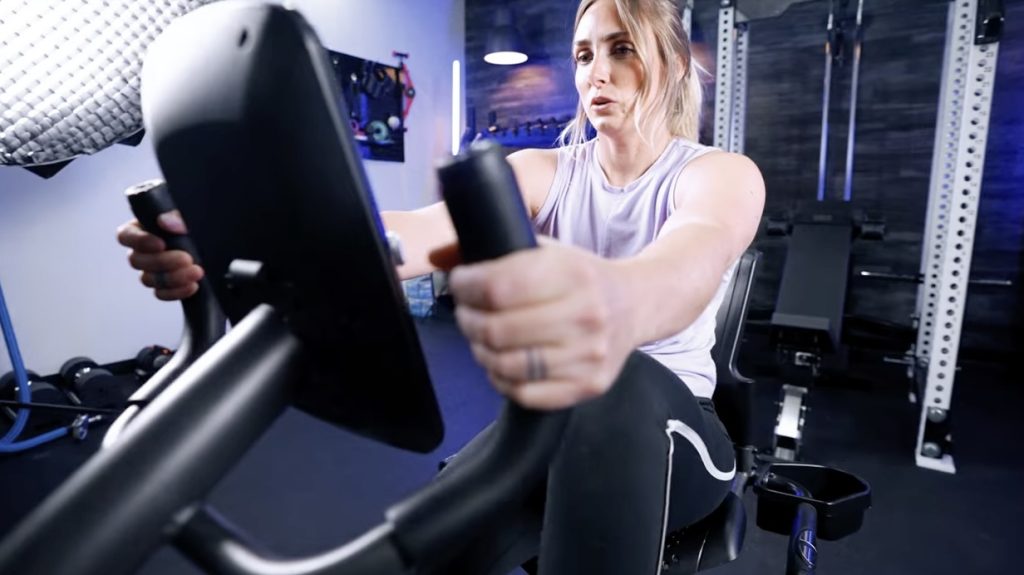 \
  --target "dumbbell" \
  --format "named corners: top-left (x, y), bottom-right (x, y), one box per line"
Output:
top-left (58, 357), bottom-right (112, 401)
top-left (134, 345), bottom-right (173, 381)
top-left (0, 370), bottom-right (73, 431)
top-left (0, 370), bottom-right (41, 420)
